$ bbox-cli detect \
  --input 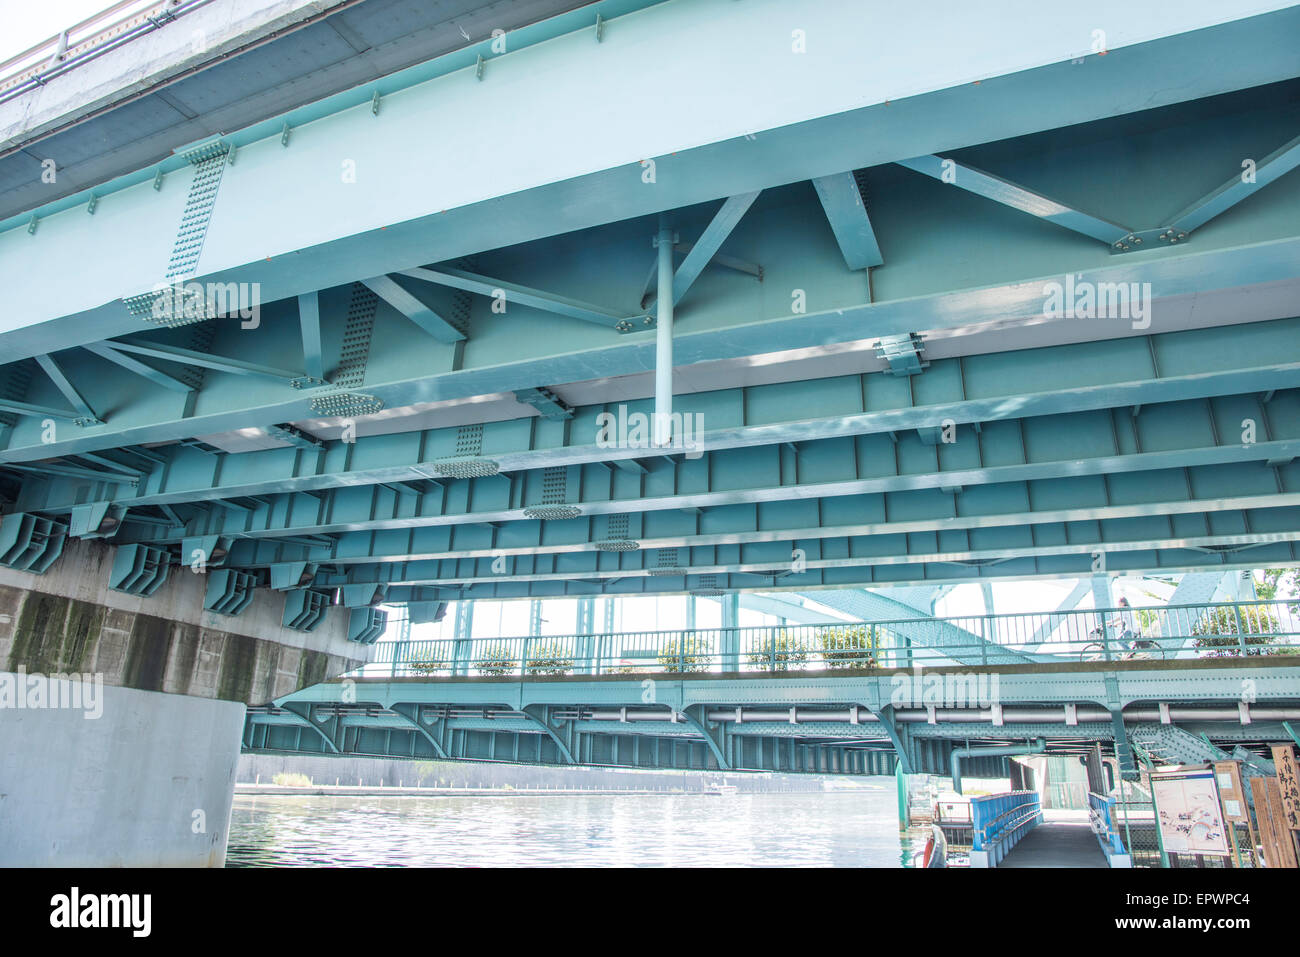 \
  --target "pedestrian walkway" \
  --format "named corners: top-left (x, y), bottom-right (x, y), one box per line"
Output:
top-left (999, 810), bottom-right (1107, 868)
